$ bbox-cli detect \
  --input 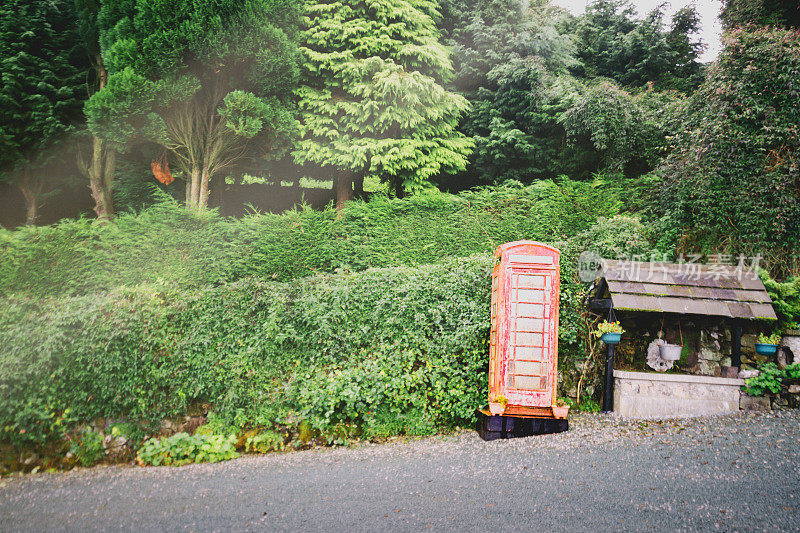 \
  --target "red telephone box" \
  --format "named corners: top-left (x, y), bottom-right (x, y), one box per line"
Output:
top-left (488, 241), bottom-right (563, 419)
